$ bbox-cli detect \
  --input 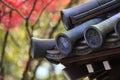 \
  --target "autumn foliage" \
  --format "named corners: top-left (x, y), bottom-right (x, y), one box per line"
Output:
top-left (0, 0), bottom-right (71, 30)
top-left (0, 0), bottom-right (72, 80)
